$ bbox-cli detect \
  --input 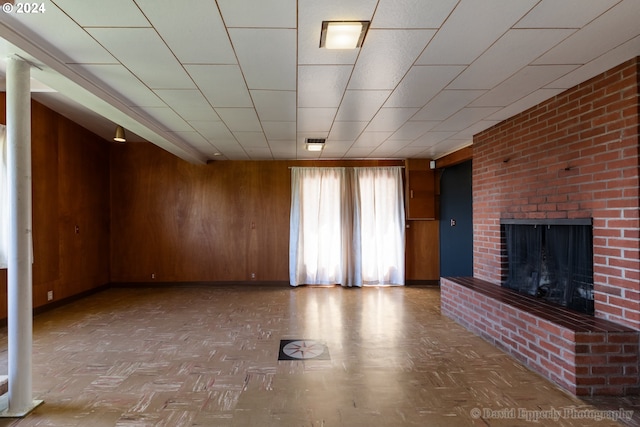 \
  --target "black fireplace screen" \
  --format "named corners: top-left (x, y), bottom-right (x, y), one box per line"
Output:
top-left (504, 222), bottom-right (594, 315)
